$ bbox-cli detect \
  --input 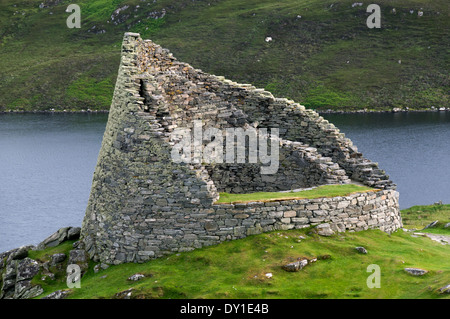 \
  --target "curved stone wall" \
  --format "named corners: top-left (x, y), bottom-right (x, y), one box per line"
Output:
top-left (80, 33), bottom-right (402, 264)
